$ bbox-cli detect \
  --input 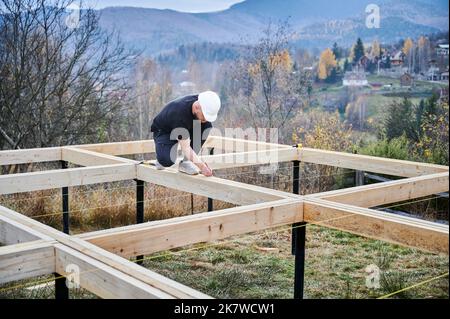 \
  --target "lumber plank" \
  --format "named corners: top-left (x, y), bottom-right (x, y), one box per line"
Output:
top-left (61, 147), bottom-right (138, 166)
top-left (0, 204), bottom-right (211, 299)
top-left (0, 241), bottom-right (55, 284)
top-left (304, 198), bottom-right (449, 254)
top-left (54, 244), bottom-right (173, 299)
top-left (314, 172), bottom-right (449, 207)
top-left (0, 214), bottom-right (54, 245)
top-left (78, 199), bottom-right (303, 258)
top-left (0, 147), bottom-right (61, 166)
top-left (0, 164), bottom-right (136, 195)
top-left (72, 140), bottom-right (155, 155)
top-left (136, 164), bottom-right (290, 205)
top-left (300, 148), bottom-right (449, 177)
